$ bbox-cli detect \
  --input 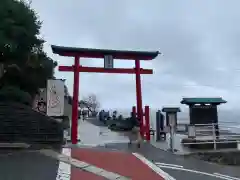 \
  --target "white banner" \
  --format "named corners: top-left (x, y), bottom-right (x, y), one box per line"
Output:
top-left (47, 79), bottom-right (65, 116)
top-left (33, 88), bottom-right (47, 113)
